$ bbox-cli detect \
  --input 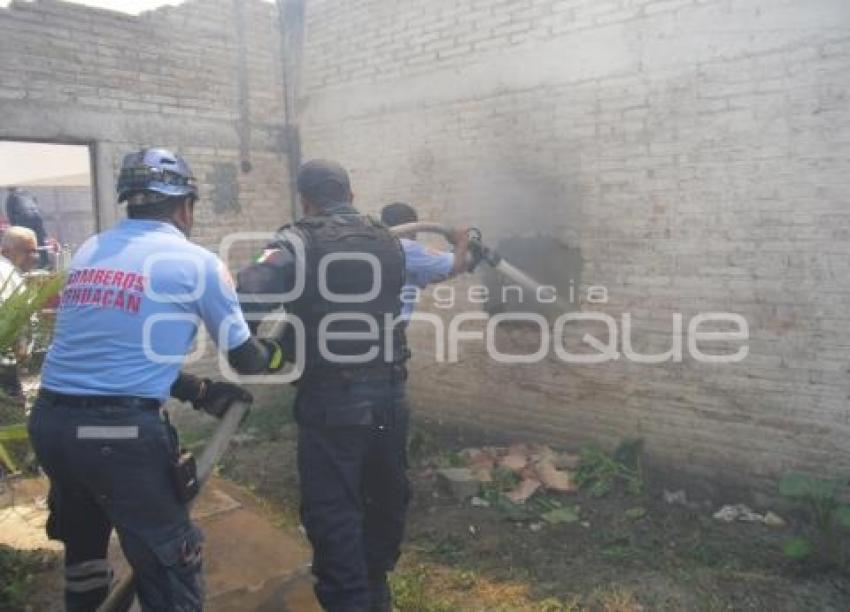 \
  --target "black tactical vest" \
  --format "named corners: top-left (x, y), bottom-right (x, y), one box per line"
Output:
top-left (281, 214), bottom-right (408, 371)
